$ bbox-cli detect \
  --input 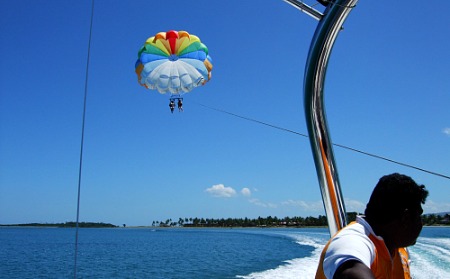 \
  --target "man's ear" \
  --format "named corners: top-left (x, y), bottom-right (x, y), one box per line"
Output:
top-left (400, 208), bottom-right (411, 228)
